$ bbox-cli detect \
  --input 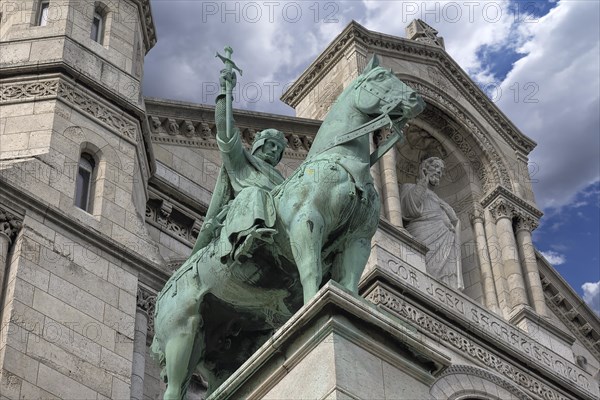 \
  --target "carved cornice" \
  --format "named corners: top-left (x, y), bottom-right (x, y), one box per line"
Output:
top-left (361, 255), bottom-right (595, 398)
top-left (137, 286), bottom-right (157, 338)
top-left (537, 253), bottom-right (600, 360)
top-left (145, 99), bottom-right (321, 160)
top-left (132, 0), bottom-right (157, 53)
top-left (148, 116), bottom-right (313, 159)
top-left (0, 207), bottom-right (22, 244)
top-left (58, 80), bottom-right (139, 142)
top-left (281, 21), bottom-right (536, 154)
top-left (0, 76), bottom-right (139, 143)
top-left (483, 185), bottom-right (543, 225)
top-left (145, 198), bottom-right (201, 246)
top-left (365, 285), bottom-right (586, 400)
